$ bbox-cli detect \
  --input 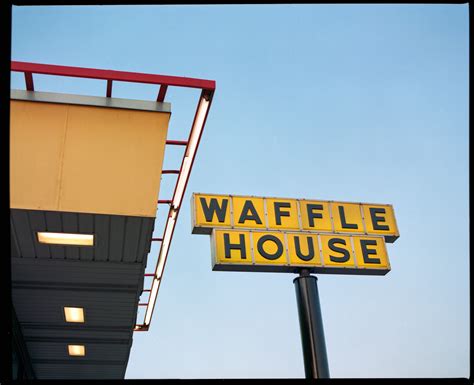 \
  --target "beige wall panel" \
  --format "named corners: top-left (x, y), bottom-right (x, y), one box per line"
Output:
top-left (59, 105), bottom-right (169, 217)
top-left (10, 100), bottom-right (170, 217)
top-left (10, 101), bottom-right (68, 210)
